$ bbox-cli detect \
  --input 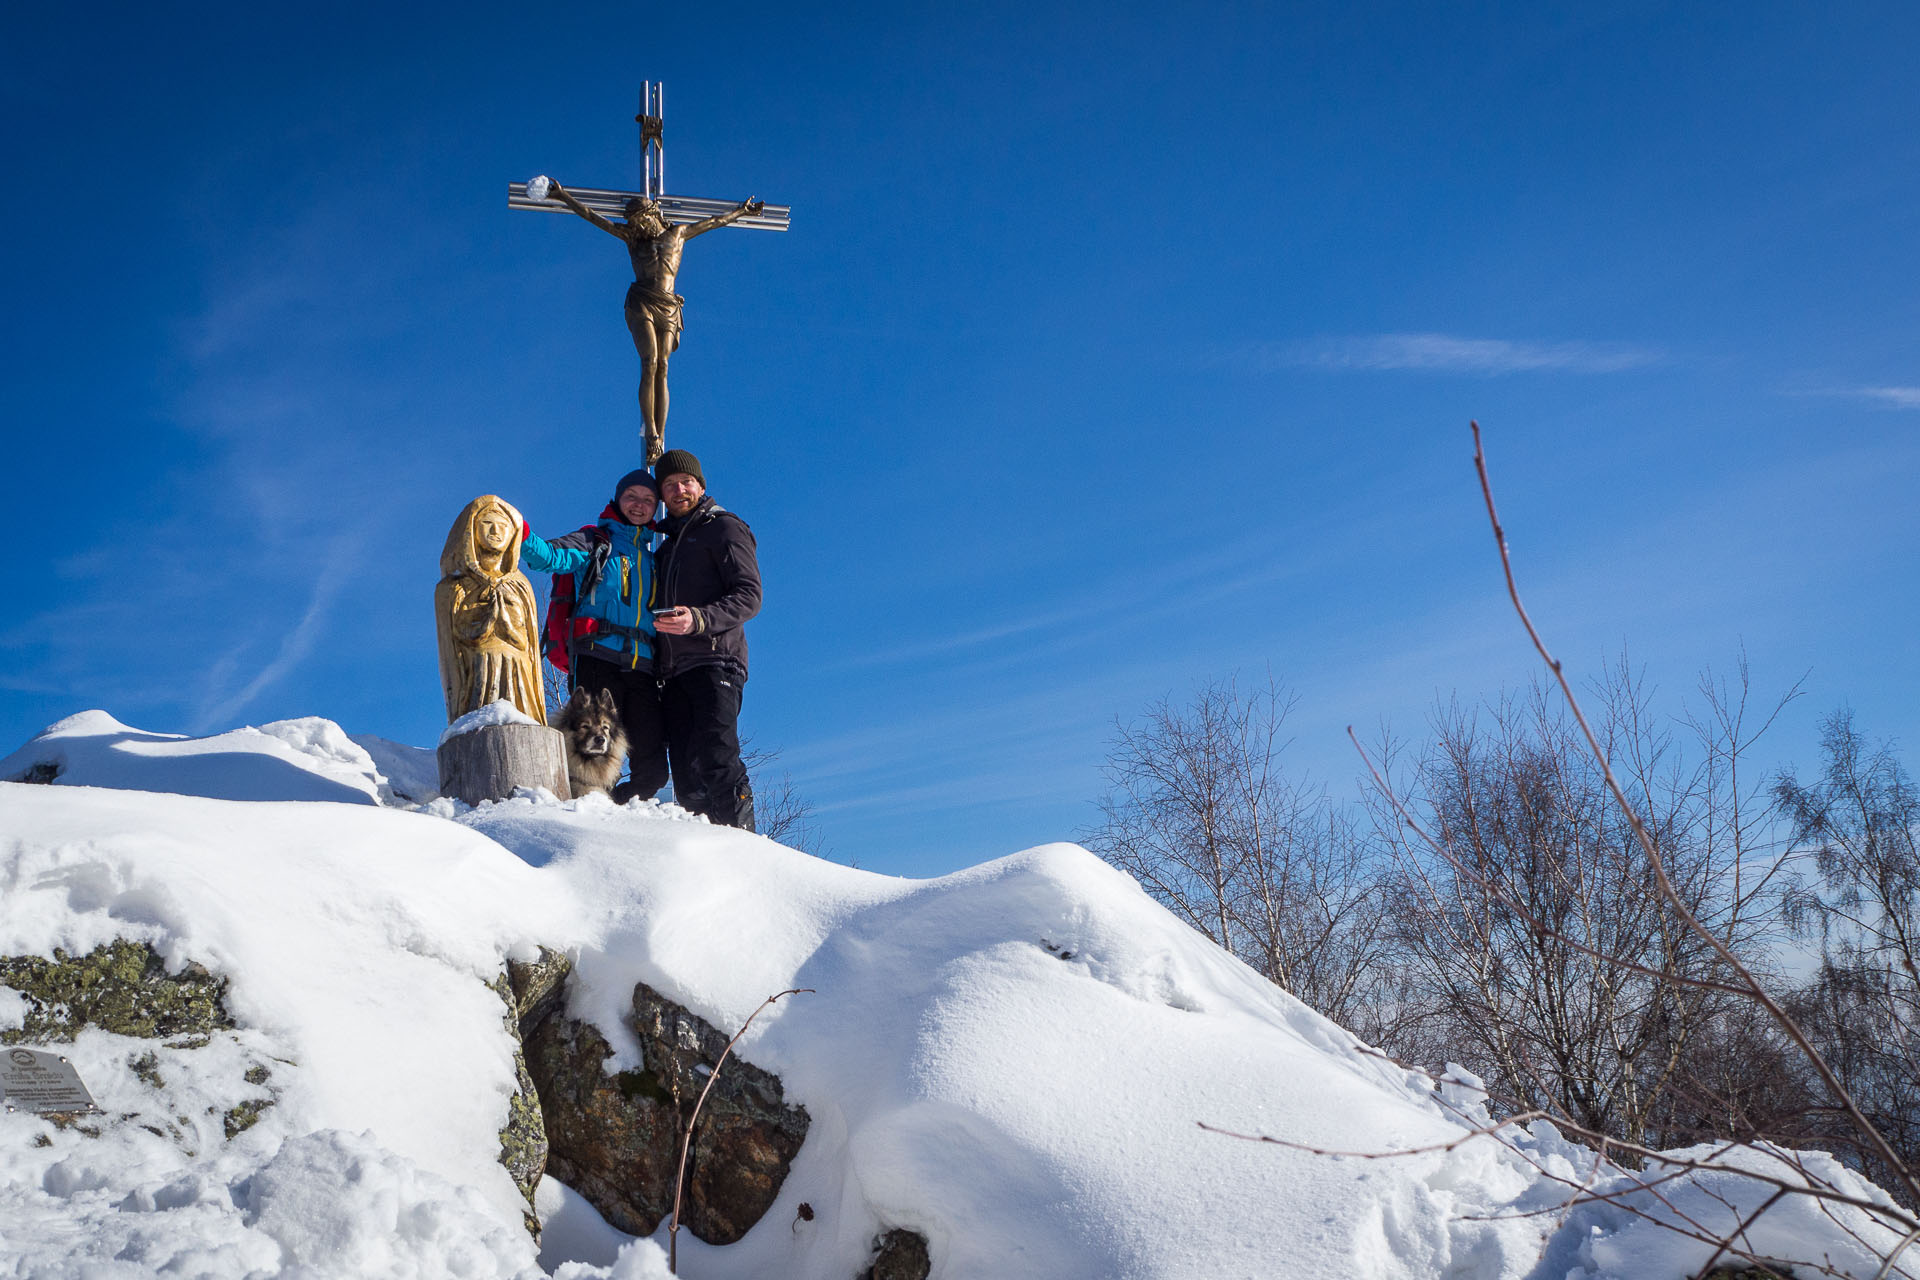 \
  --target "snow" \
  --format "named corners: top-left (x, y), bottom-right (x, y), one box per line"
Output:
top-left (0, 710), bottom-right (389, 804)
top-left (2, 710), bottom-right (1912, 1278)
top-left (441, 699), bottom-right (541, 745)
top-left (1546, 1143), bottom-right (1914, 1280)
